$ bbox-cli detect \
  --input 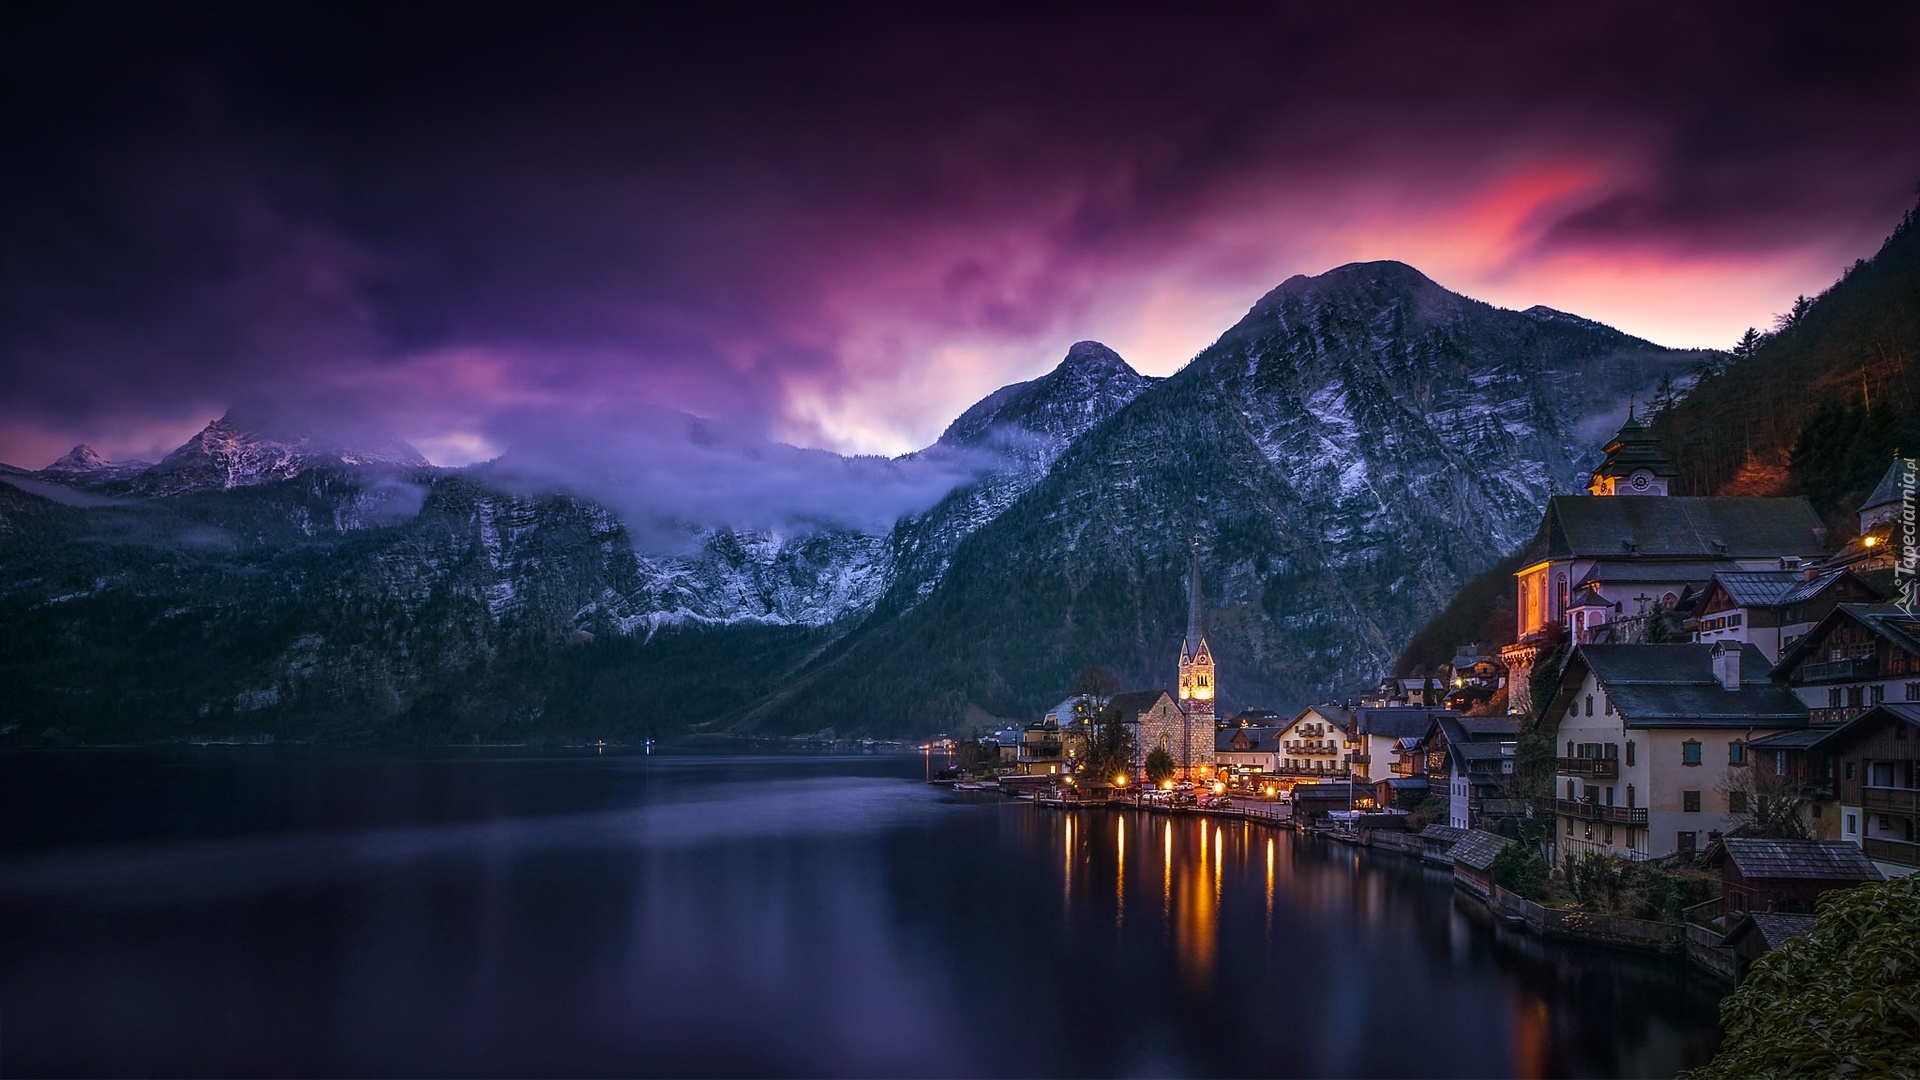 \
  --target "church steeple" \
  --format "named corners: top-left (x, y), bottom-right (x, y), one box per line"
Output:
top-left (1177, 536), bottom-right (1215, 718)
top-left (1586, 406), bottom-right (1680, 496)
